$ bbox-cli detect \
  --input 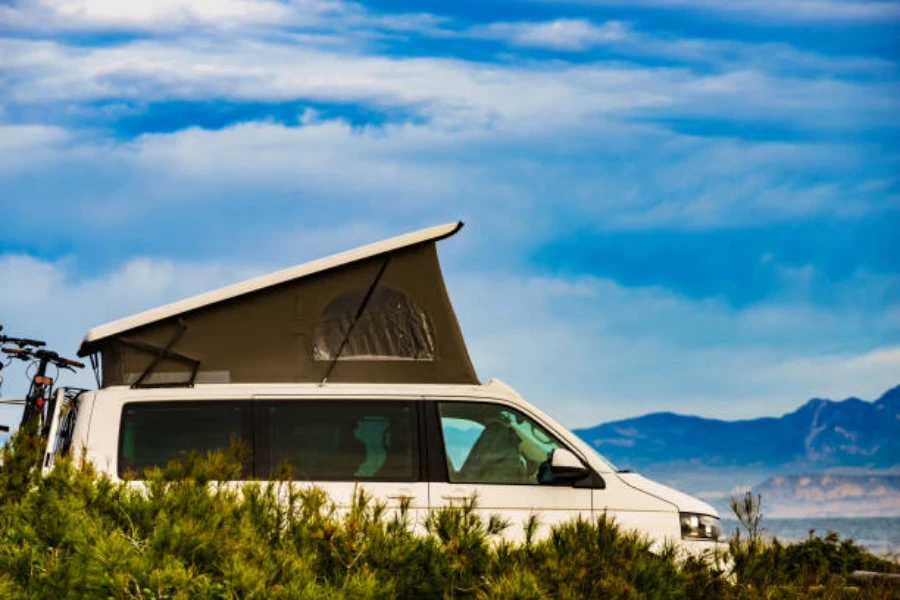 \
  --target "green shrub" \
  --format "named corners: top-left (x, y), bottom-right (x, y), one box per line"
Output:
top-left (727, 491), bottom-right (899, 599)
top-left (0, 428), bottom-right (896, 599)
